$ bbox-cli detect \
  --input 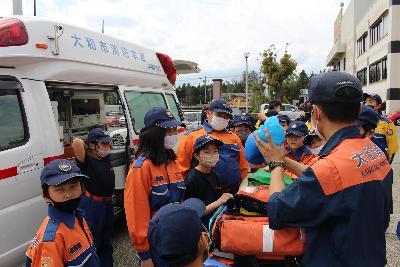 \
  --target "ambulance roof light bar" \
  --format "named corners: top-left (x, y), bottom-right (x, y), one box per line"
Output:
top-left (0, 17), bottom-right (29, 47)
top-left (156, 52), bottom-right (177, 86)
